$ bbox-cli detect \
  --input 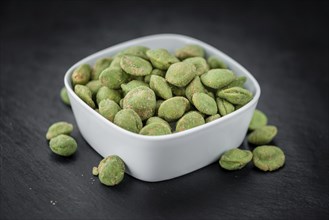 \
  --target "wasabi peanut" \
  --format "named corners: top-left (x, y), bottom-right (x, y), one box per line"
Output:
top-left (219, 148), bottom-right (253, 170)
top-left (60, 87), bottom-right (70, 106)
top-left (248, 125), bottom-right (278, 145)
top-left (139, 123), bottom-right (172, 136)
top-left (207, 56), bottom-right (227, 69)
top-left (165, 62), bottom-right (196, 87)
top-left (119, 46), bottom-right (150, 60)
top-left (96, 86), bottom-right (121, 105)
top-left (201, 69), bottom-right (235, 89)
top-left (183, 57), bottom-right (209, 76)
top-left (146, 48), bottom-right (179, 70)
top-left (192, 93), bottom-right (217, 115)
top-left (99, 99), bottom-right (121, 122)
top-left (71, 64), bottom-right (91, 85)
top-left (120, 55), bottom-right (153, 76)
top-left (217, 87), bottom-right (253, 105)
top-left (74, 85), bottom-right (95, 108)
top-left (94, 155), bottom-right (125, 186)
top-left (146, 116), bottom-right (171, 130)
top-left (46, 121), bottom-right (73, 140)
top-left (185, 76), bottom-right (205, 102)
top-left (150, 75), bottom-right (173, 100)
top-left (92, 58), bottom-right (112, 80)
top-left (109, 55), bottom-right (123, 69)
top-left (158, 97), bottom-right (190, 121)
top-left (121, 80), bottom-right (149, 95)
top-left (113, 109), bottom-right (143, 133)
top-left (222, 76), bottom-right (247, 89)
top-left (175, 44), bottom-right (205, 59)
top-left (144, 69), bottom-right (165, 83)
top-left (176, 111), bottom-right (205, 132)
top-left (122, 86), bottom-right (156, 120)
top-left (216, 97), bottom-right (235, 116)
top-left (253, 146), bottom-right (285, 171)
top-left (86, 80), bottom-right (102, 98)
top-left (205, 114), bottom-right (221, 123)
top-left (249, 109), bottom-right (268, 130)
top-left (99, 67), bottom-right (129, 89)
top-left (49, 134), bottom-right (77, 157)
